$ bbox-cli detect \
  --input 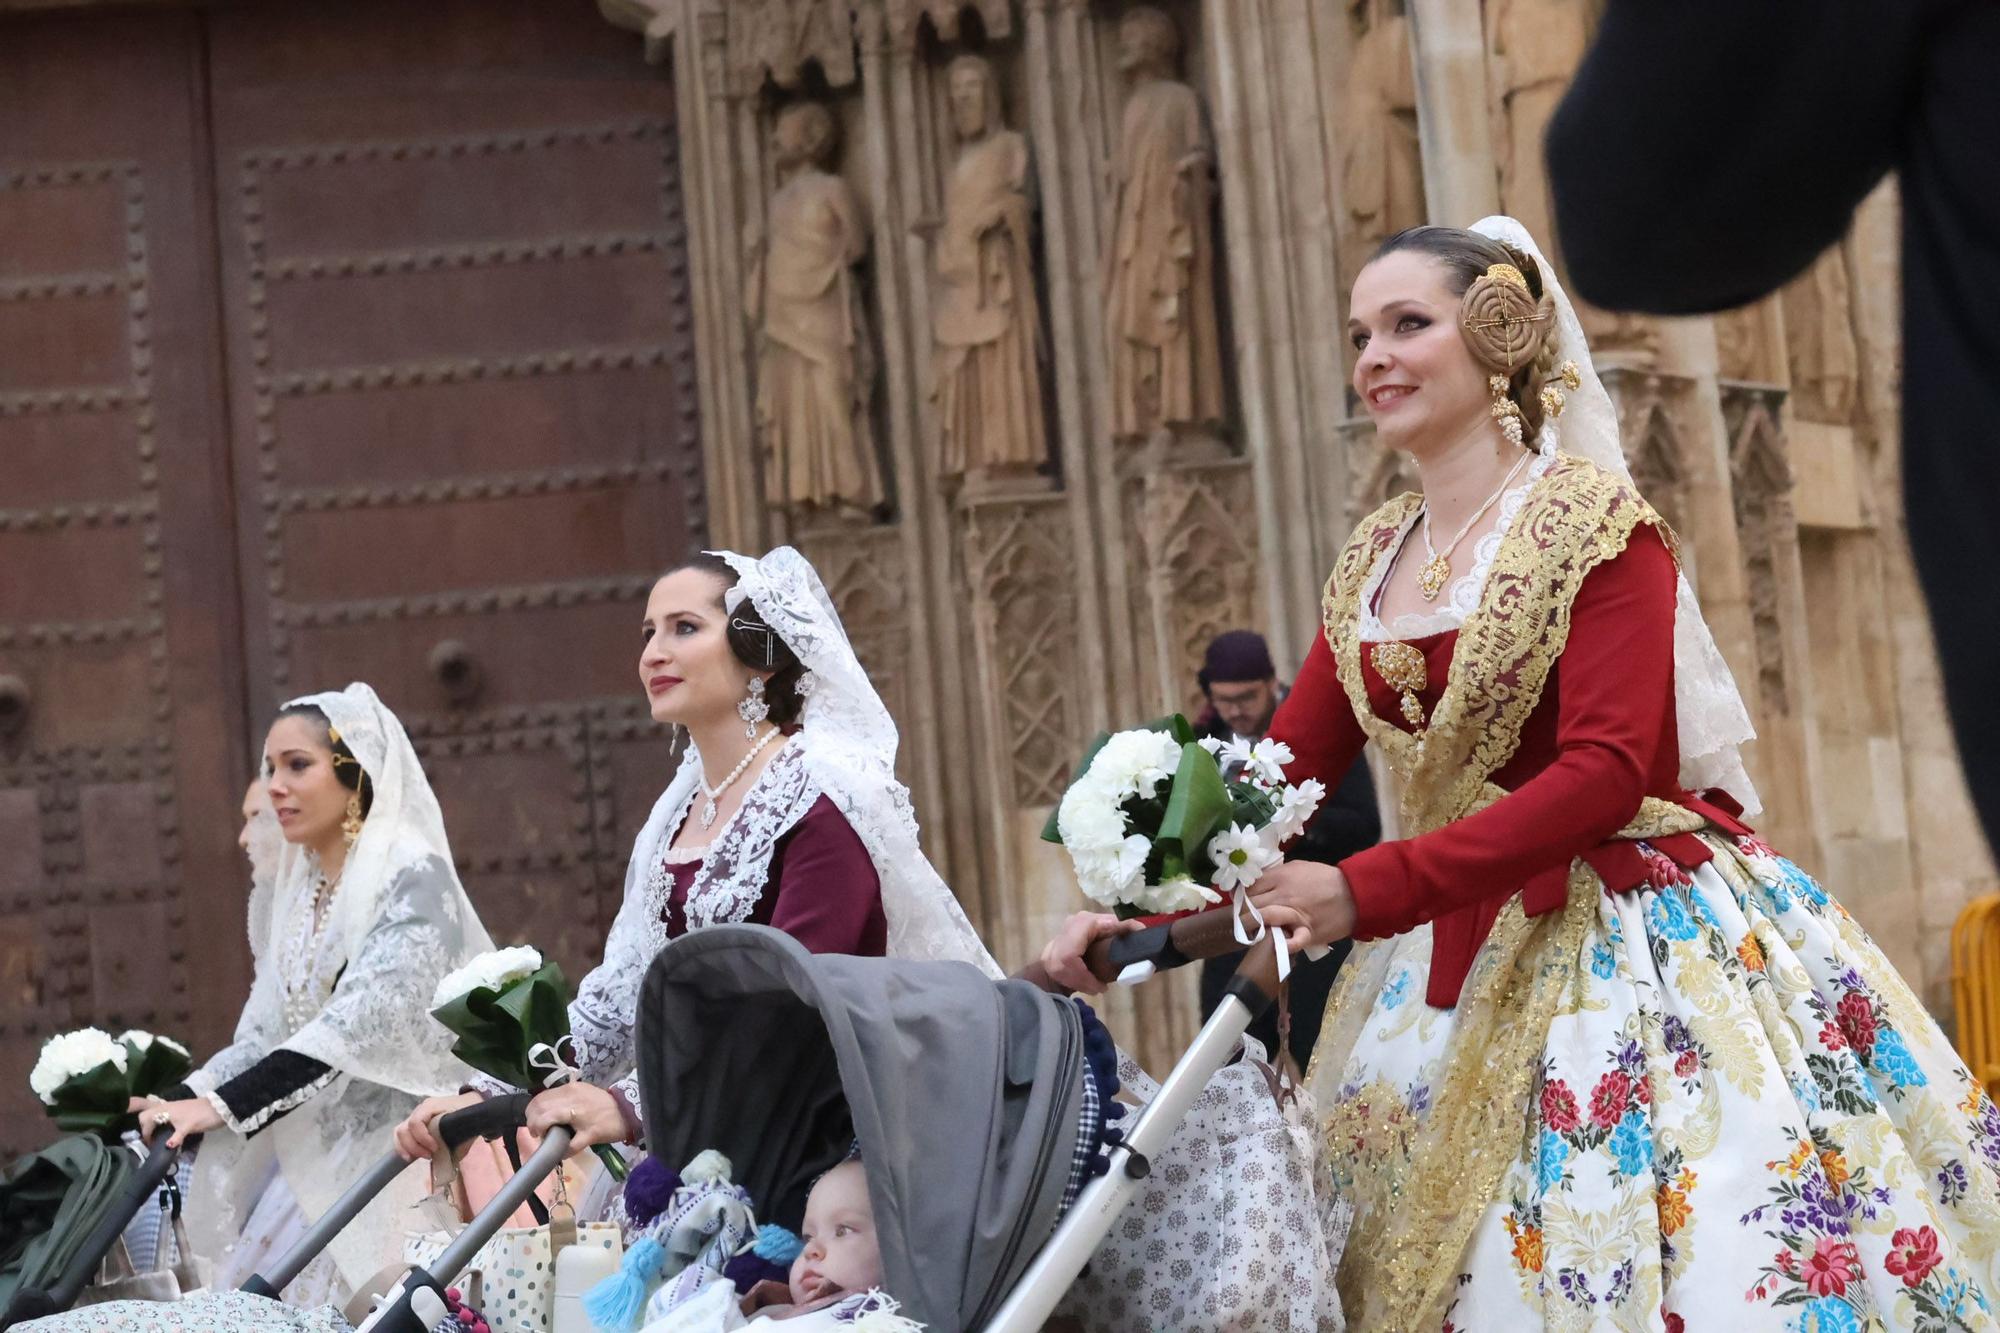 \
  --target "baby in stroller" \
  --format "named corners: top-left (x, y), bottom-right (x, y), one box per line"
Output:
top-left (622, 1154), bottom-right (914, 1332)
top-left (745, 1159), bottom-right (884, 1320)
